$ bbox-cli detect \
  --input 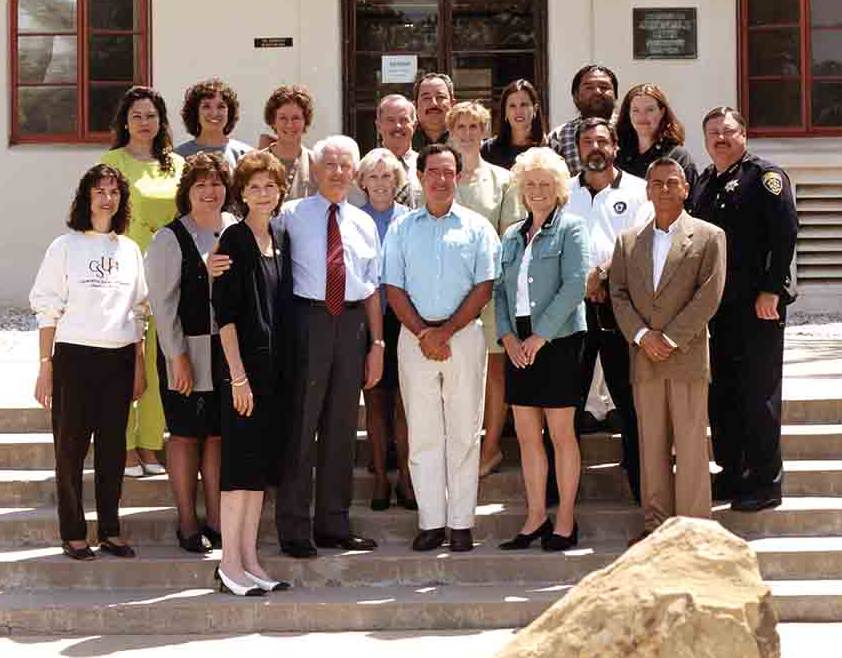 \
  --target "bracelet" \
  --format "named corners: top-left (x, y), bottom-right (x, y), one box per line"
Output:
top-left (231, 376), bottom-right (249, 387)
top-left (40, 356), bottom-right (51, 363)
top-left (371, 339), bottom-right (386, 348)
